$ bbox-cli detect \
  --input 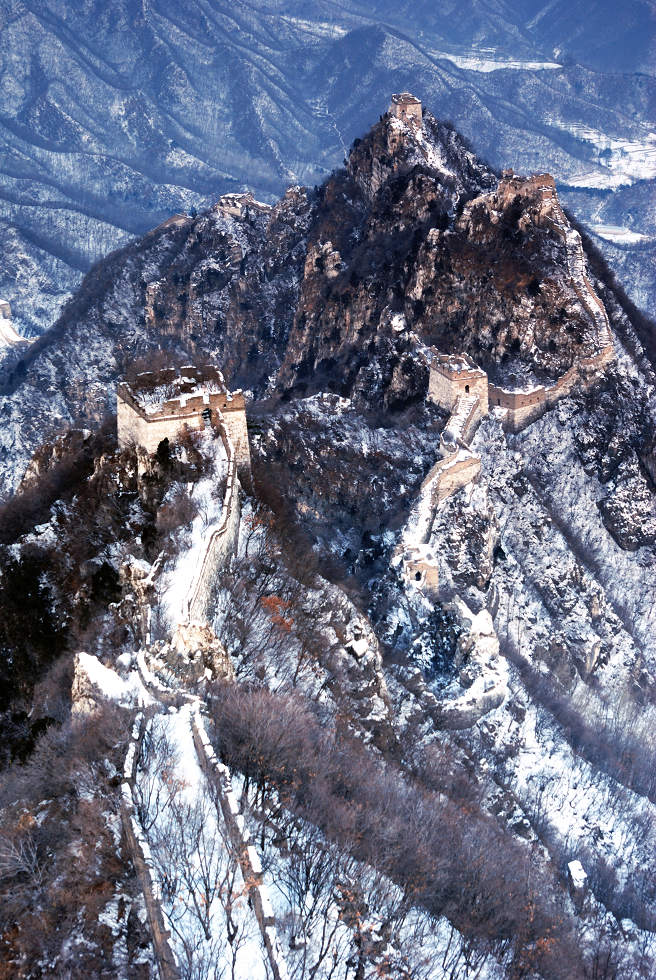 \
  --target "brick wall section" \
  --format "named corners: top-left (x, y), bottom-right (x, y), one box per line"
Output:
top-left (428, 355), bottom-right (489, 414)
top-left (487, 342), bottom-right (614, 433)
top-left (435, 454), bottom-right (481, 502)
top-left (191, 709), bottom-right (289, 980)
top-left (418, 451), bottom-right (481, 504)
top-left (440, 393), bottom-right (485, 451)
top-left (396, 448), bottom-right (481, 561)
top-left (390, 104), bottom-right (422, 128)
top-left (121, 714), bottom-right (181, 980)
